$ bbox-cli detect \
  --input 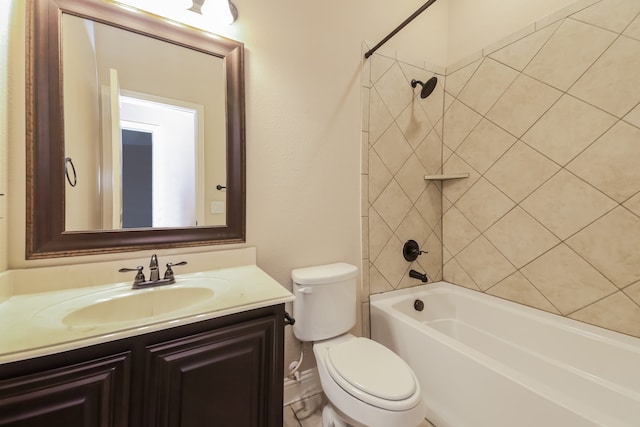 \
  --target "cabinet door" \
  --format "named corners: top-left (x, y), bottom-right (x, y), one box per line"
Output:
top-left (143, 316), bottom-right (278, 427)
top-left (0, 352), bottom-right (131, 427)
